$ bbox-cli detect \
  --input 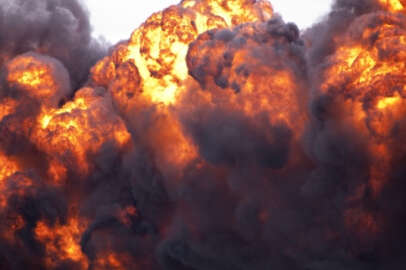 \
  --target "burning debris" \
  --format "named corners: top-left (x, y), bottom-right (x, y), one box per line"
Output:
top-left (1, 0), bottom-right (406, 269)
